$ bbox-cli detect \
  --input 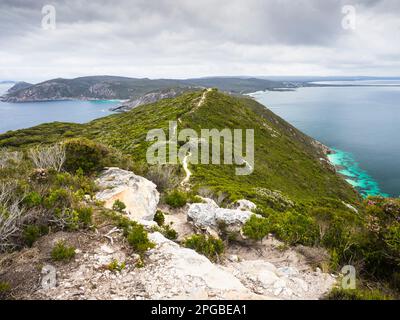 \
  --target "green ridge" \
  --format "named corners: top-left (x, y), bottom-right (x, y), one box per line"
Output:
top-left (0, 90), bottom-right (359, 205)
